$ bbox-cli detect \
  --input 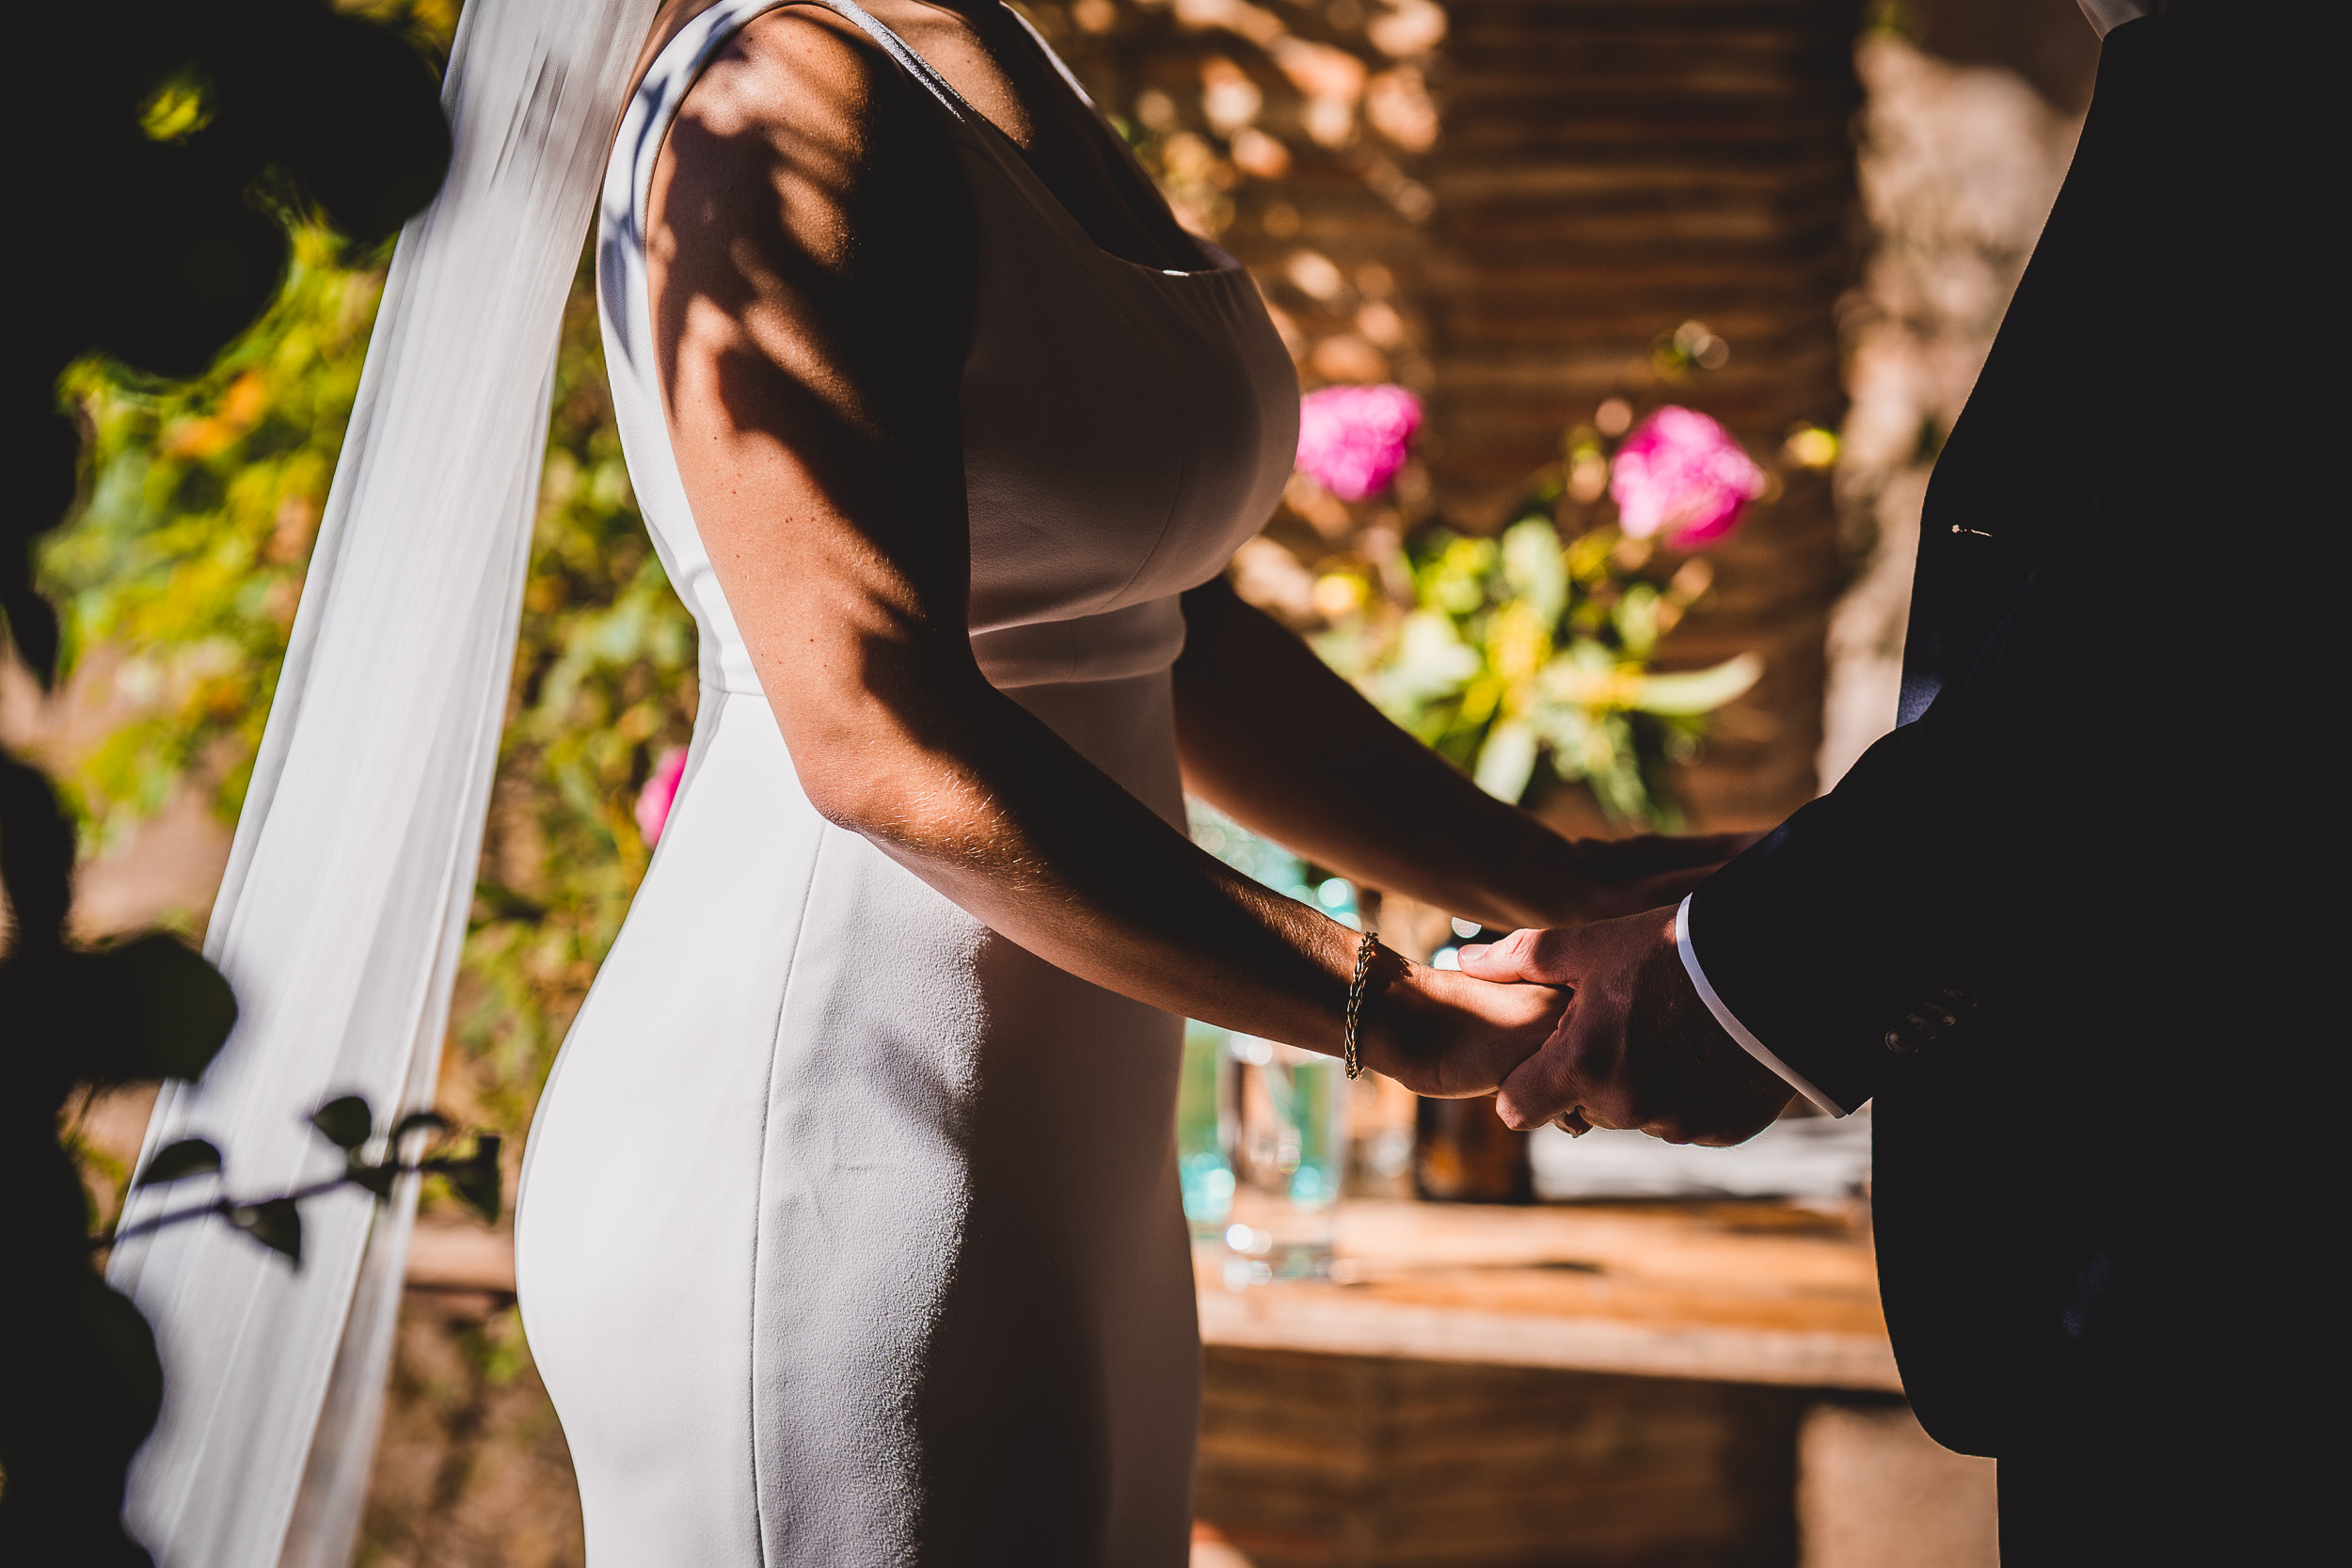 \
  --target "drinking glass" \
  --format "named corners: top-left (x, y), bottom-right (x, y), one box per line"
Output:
top-left (1177, 1019), bottom-right (1236, 1241)
top-left (1183, 799), bottom-right (1360, 1284)
top-left (1222, 1033), bottom-right (1351, 1285)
